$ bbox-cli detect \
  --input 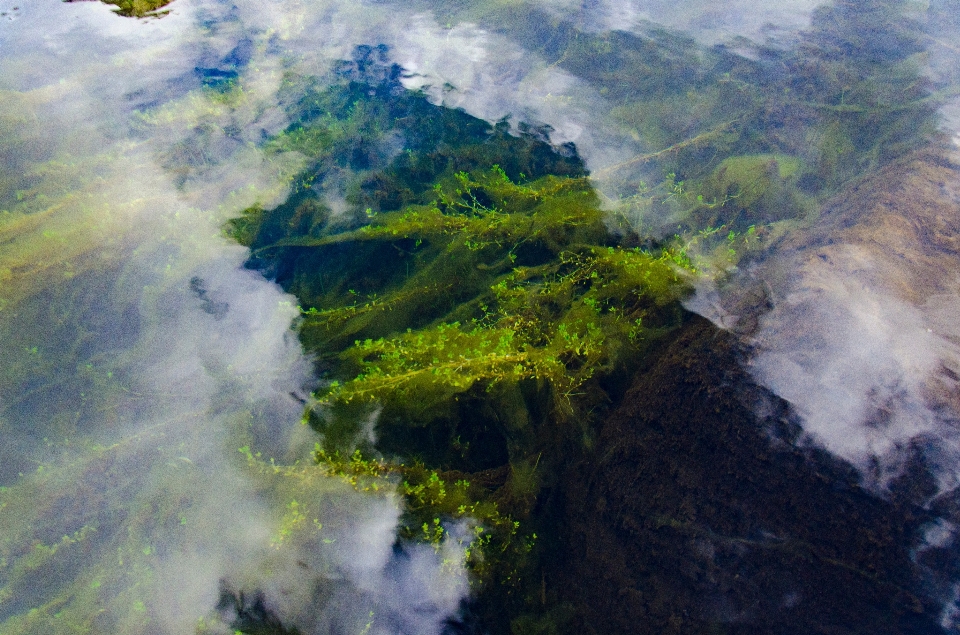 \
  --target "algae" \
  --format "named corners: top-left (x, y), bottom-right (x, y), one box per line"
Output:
top-left (232, 49), bottom-right (694, 454)
top-left (64, 0), bottom-right (175, 19)
top-left (393, 0), bottom-right (939, 206)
